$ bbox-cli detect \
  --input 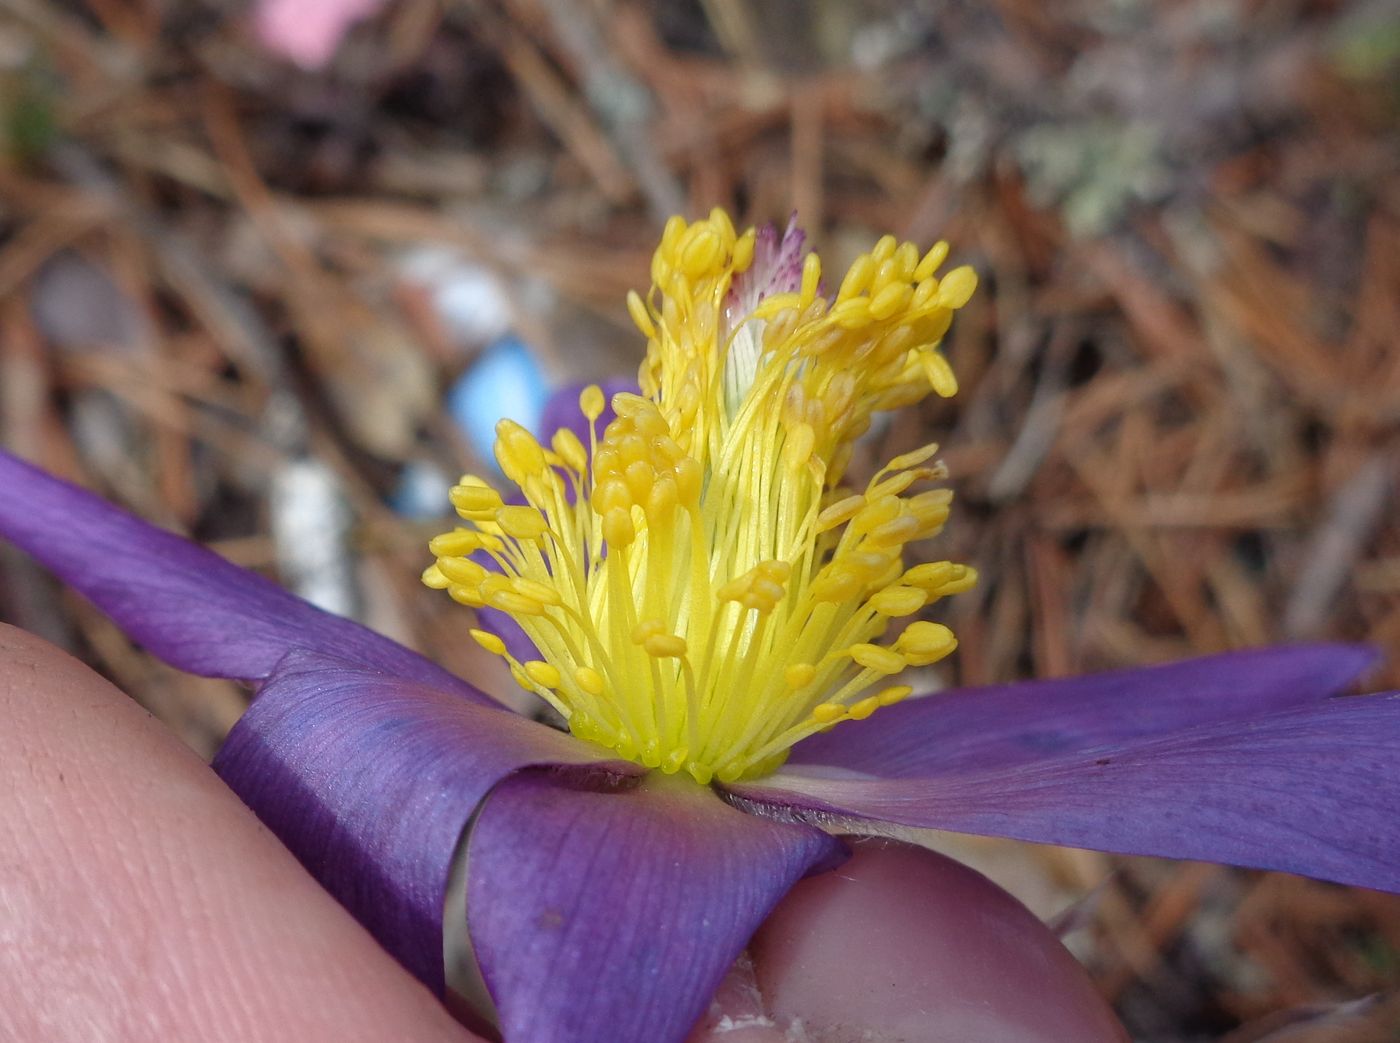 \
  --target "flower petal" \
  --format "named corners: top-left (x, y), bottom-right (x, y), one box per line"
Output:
top-left (466, 773), bottom-right (846, 1043)
top-left (790, 644), bottom-right (1377, 776)
top-left (735, 694), bottom-right (1400, 894)
top-left (0, 450), bottom-right (480, 697)
top-left (212, 650), bottom-right (640, 994)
